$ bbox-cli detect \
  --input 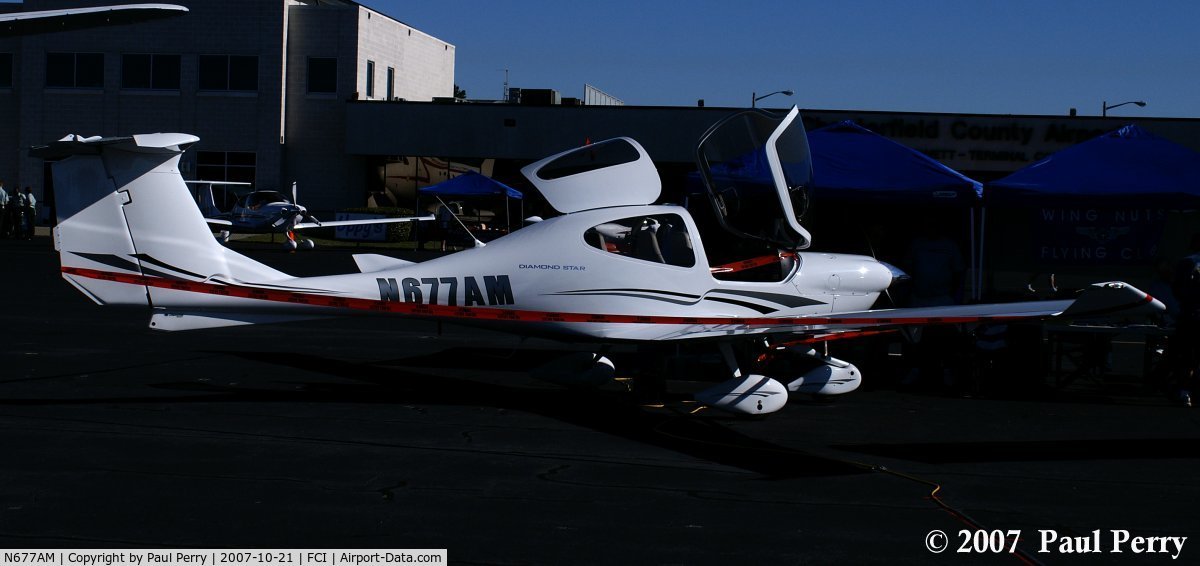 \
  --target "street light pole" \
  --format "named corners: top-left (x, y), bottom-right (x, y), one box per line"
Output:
top-left (752, 89), bottom-right (794, 108)
top-left (1102, 100), bottom-right (1146, 117)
